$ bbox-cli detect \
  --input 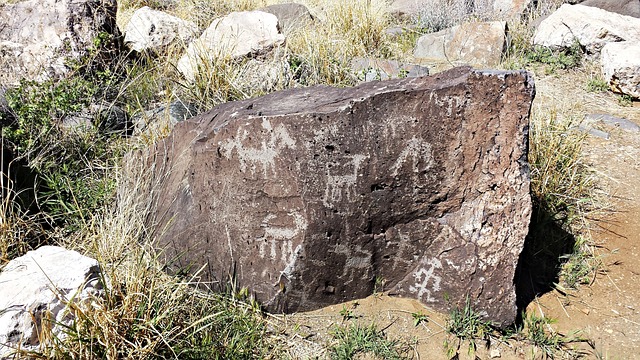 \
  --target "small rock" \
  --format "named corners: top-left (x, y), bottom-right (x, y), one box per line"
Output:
top-left (581, 307), bottom-right (591, 315)
top-left (490, 348), bottom-right (502, 358)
